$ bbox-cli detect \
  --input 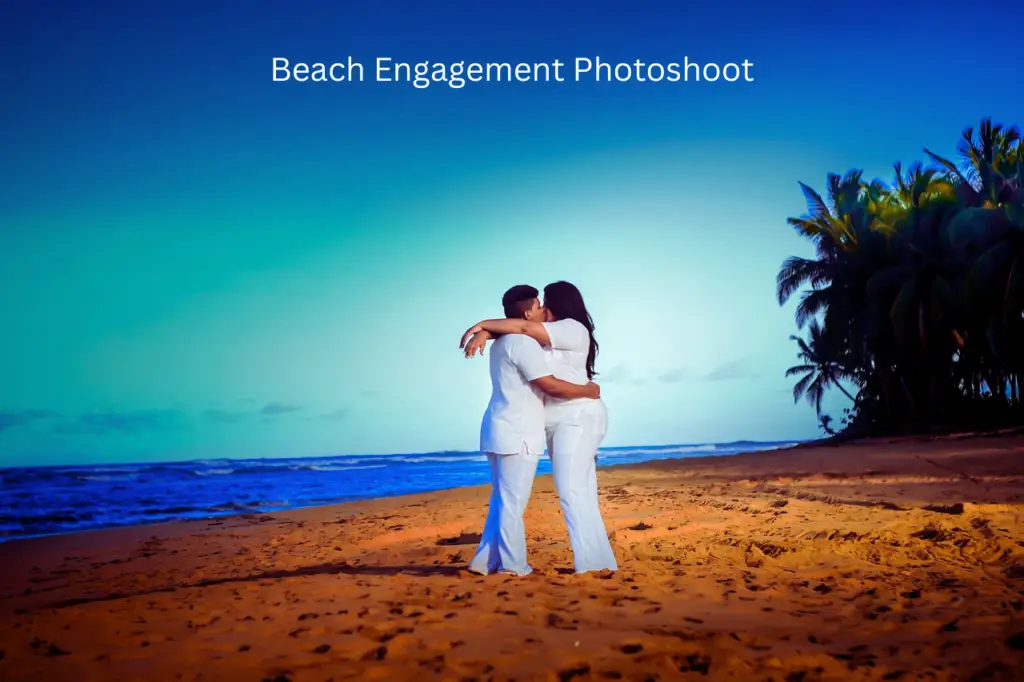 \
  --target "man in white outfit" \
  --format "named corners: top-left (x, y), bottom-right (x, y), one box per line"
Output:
top-left (468, 285), bottom-right (601, 576)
